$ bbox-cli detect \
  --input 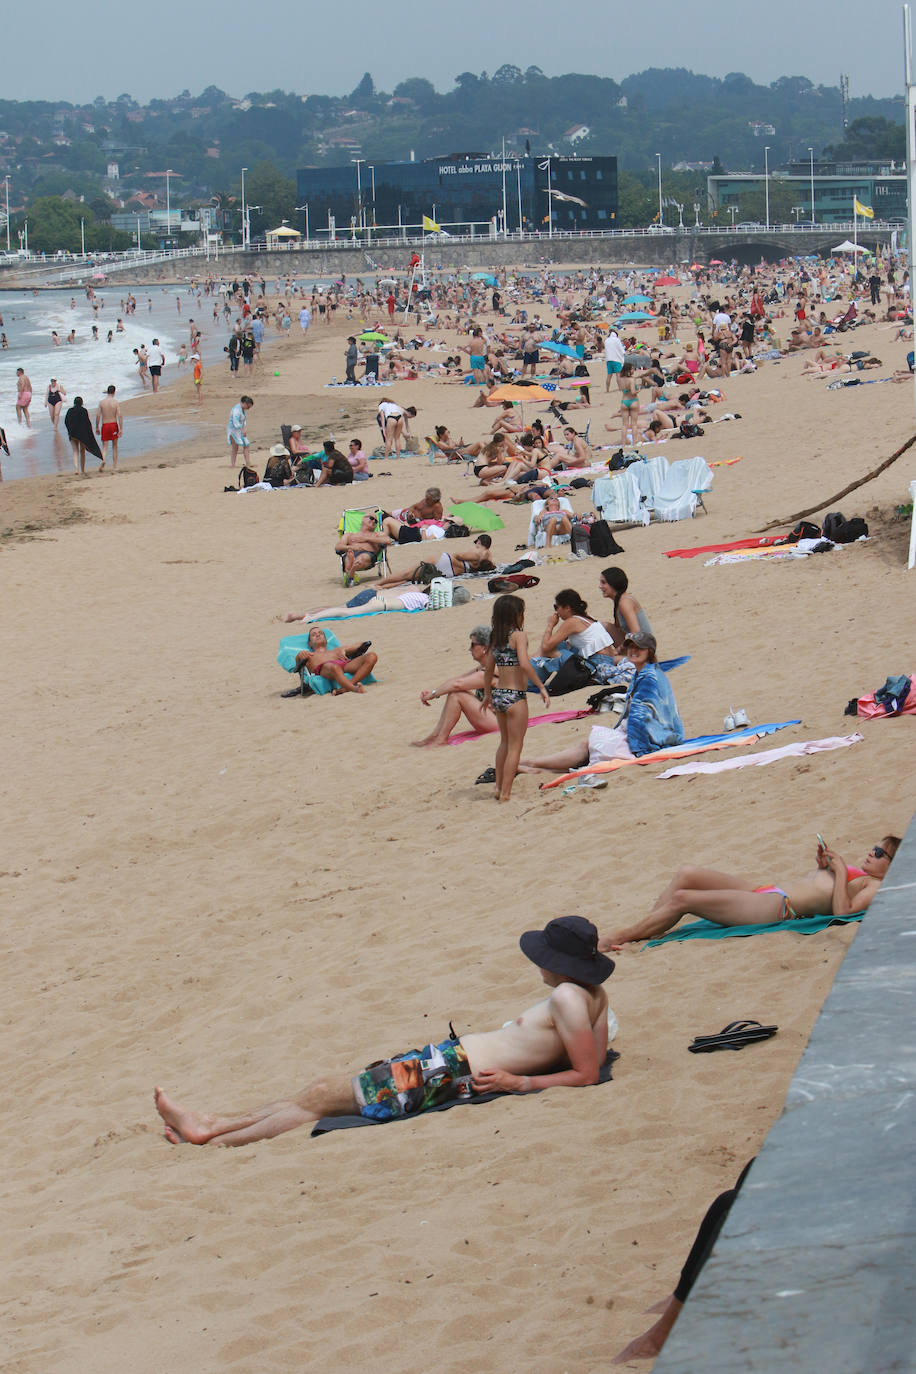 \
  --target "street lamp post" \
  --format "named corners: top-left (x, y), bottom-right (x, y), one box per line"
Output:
top-left (165, 168), bottom-right (172, 245)
top-left (728, 205), bottom-right (737, 228)
top-left (353, 158), bottom-right (365, 231)
top-left (80, 217), bottom-right (85, 257)
top-left (808, 147), bottom-right (816, 225)
top-left (3, 175), bottom-right (9, 252)
top-left (241, 167), bottom-right (247, 248)
top-left (764, 146), bottom-right (770, 230)
top-left (538, 157), bottom-right (553, 238)
top-left (296, 204), bottom-right (310, 244)
top-left (656, 153), bottom-right (663, 225)
top-left (517, 160), bottom-right (523, 235)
